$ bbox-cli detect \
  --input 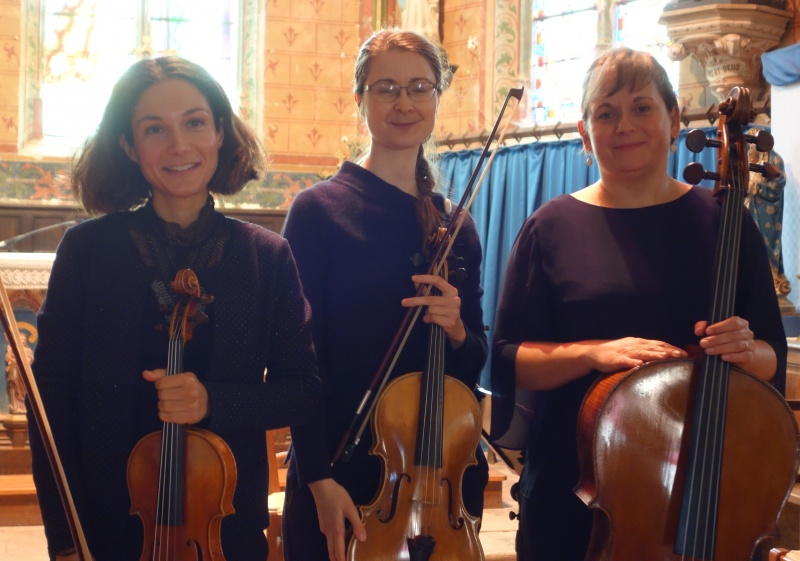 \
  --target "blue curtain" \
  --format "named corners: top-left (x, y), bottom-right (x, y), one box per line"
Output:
top-left (438, 126), bottom-right (719, 388)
